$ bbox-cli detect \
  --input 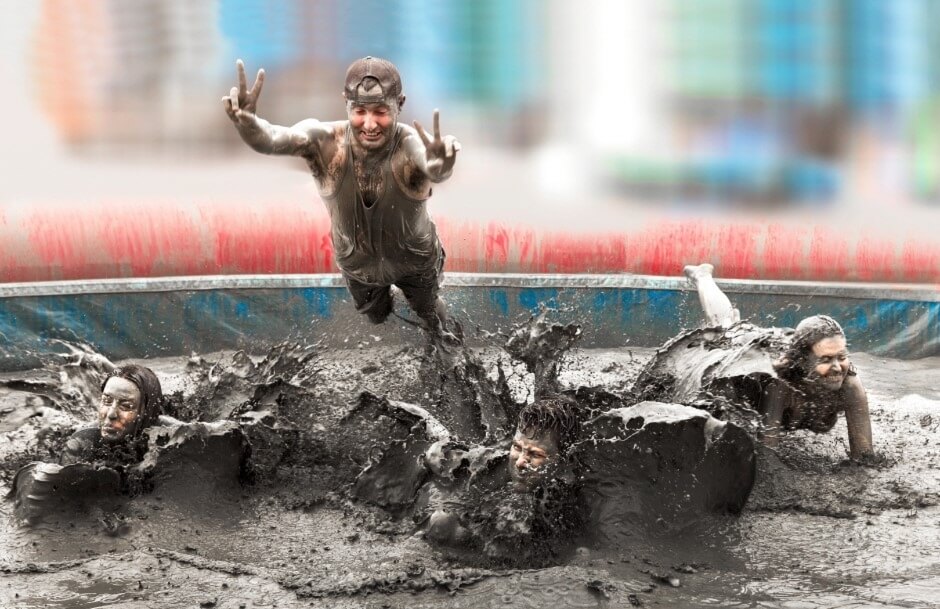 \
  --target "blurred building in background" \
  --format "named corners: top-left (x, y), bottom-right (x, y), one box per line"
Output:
top-left (611, 0), bottom-right (940, 205)
top-left (18, 0), bottom-right (940, 208)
